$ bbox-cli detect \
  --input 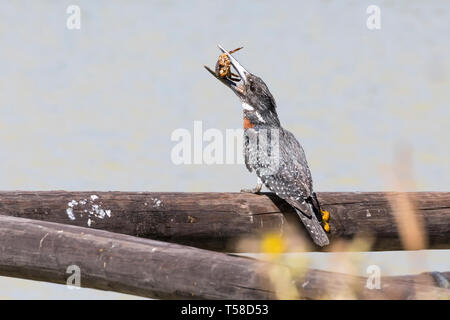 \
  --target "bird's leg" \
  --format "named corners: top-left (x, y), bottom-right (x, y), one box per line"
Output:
top-left (240, 177), bottom-right (263, 194)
